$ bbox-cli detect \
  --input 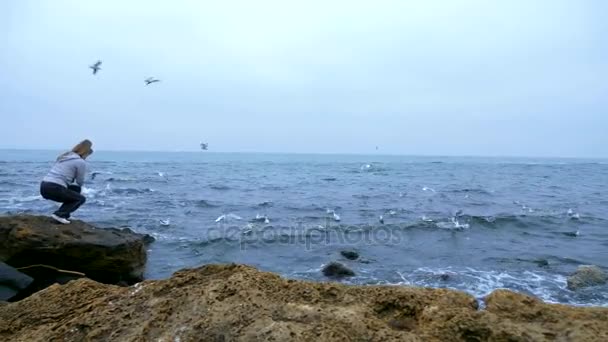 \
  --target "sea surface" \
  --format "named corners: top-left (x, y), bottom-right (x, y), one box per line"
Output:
top-left (1, 150), bottom-right (607, 306)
